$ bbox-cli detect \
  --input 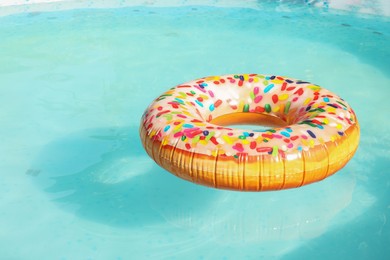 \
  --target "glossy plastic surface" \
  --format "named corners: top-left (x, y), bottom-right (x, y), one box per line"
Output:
top-left (140, 74), bottom-right (360, 191)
